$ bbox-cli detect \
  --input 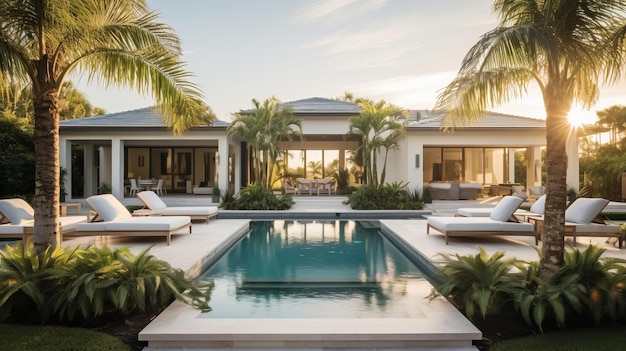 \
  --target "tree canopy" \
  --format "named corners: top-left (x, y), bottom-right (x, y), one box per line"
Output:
top-left (435, 0), bottom-right (626, 278)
